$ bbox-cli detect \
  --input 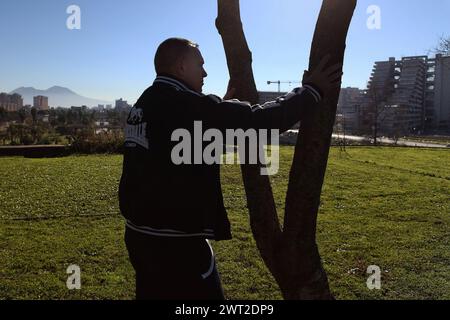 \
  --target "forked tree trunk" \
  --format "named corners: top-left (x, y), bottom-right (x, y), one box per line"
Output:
top-left (216, 0), bottom-right (357, 300)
